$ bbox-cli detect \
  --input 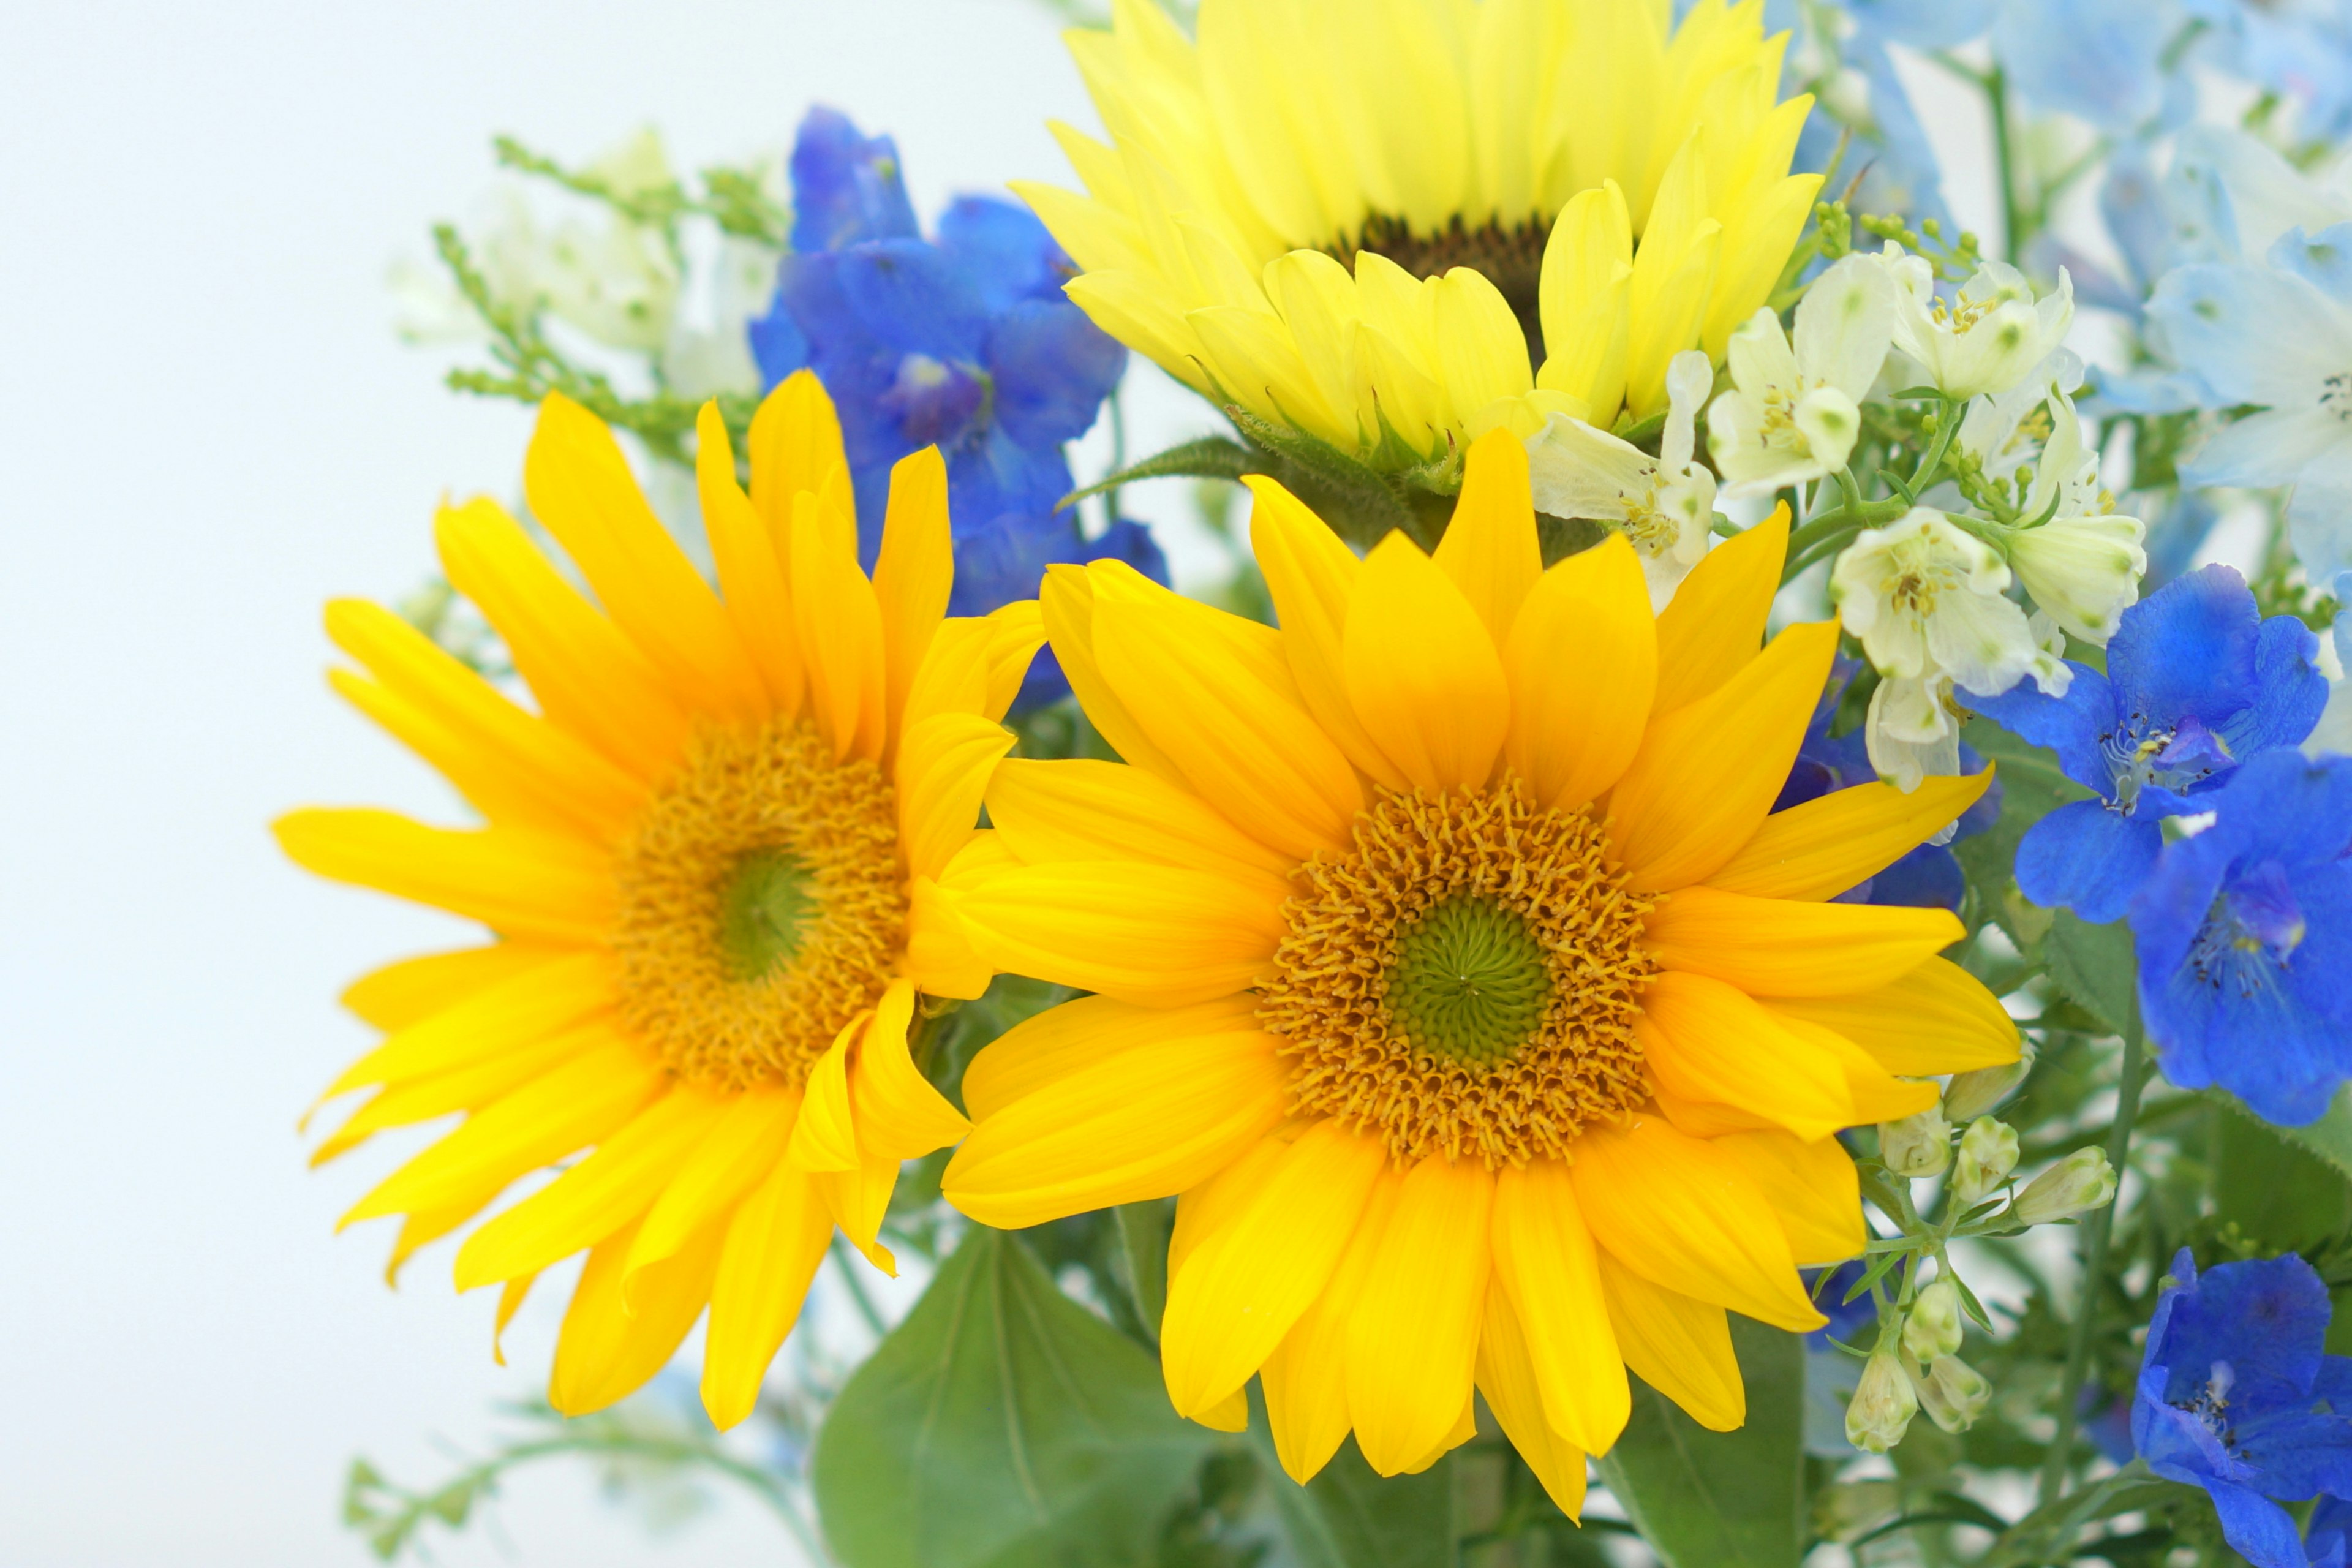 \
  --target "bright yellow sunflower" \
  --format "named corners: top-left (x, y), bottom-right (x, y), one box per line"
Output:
top-left (277, 372), bottom-right (1033, 1429)
top-left (932, 429), bottom-right (2019, 1508)
top-left (1017, 0), bottom-right (1821, 473)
